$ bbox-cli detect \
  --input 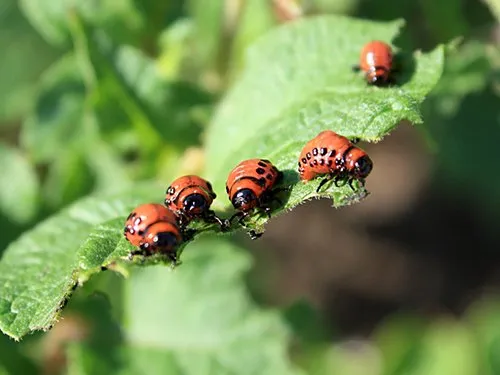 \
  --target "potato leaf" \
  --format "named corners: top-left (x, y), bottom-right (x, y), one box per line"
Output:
top-left (205, 15), bottom-right (445, 233)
